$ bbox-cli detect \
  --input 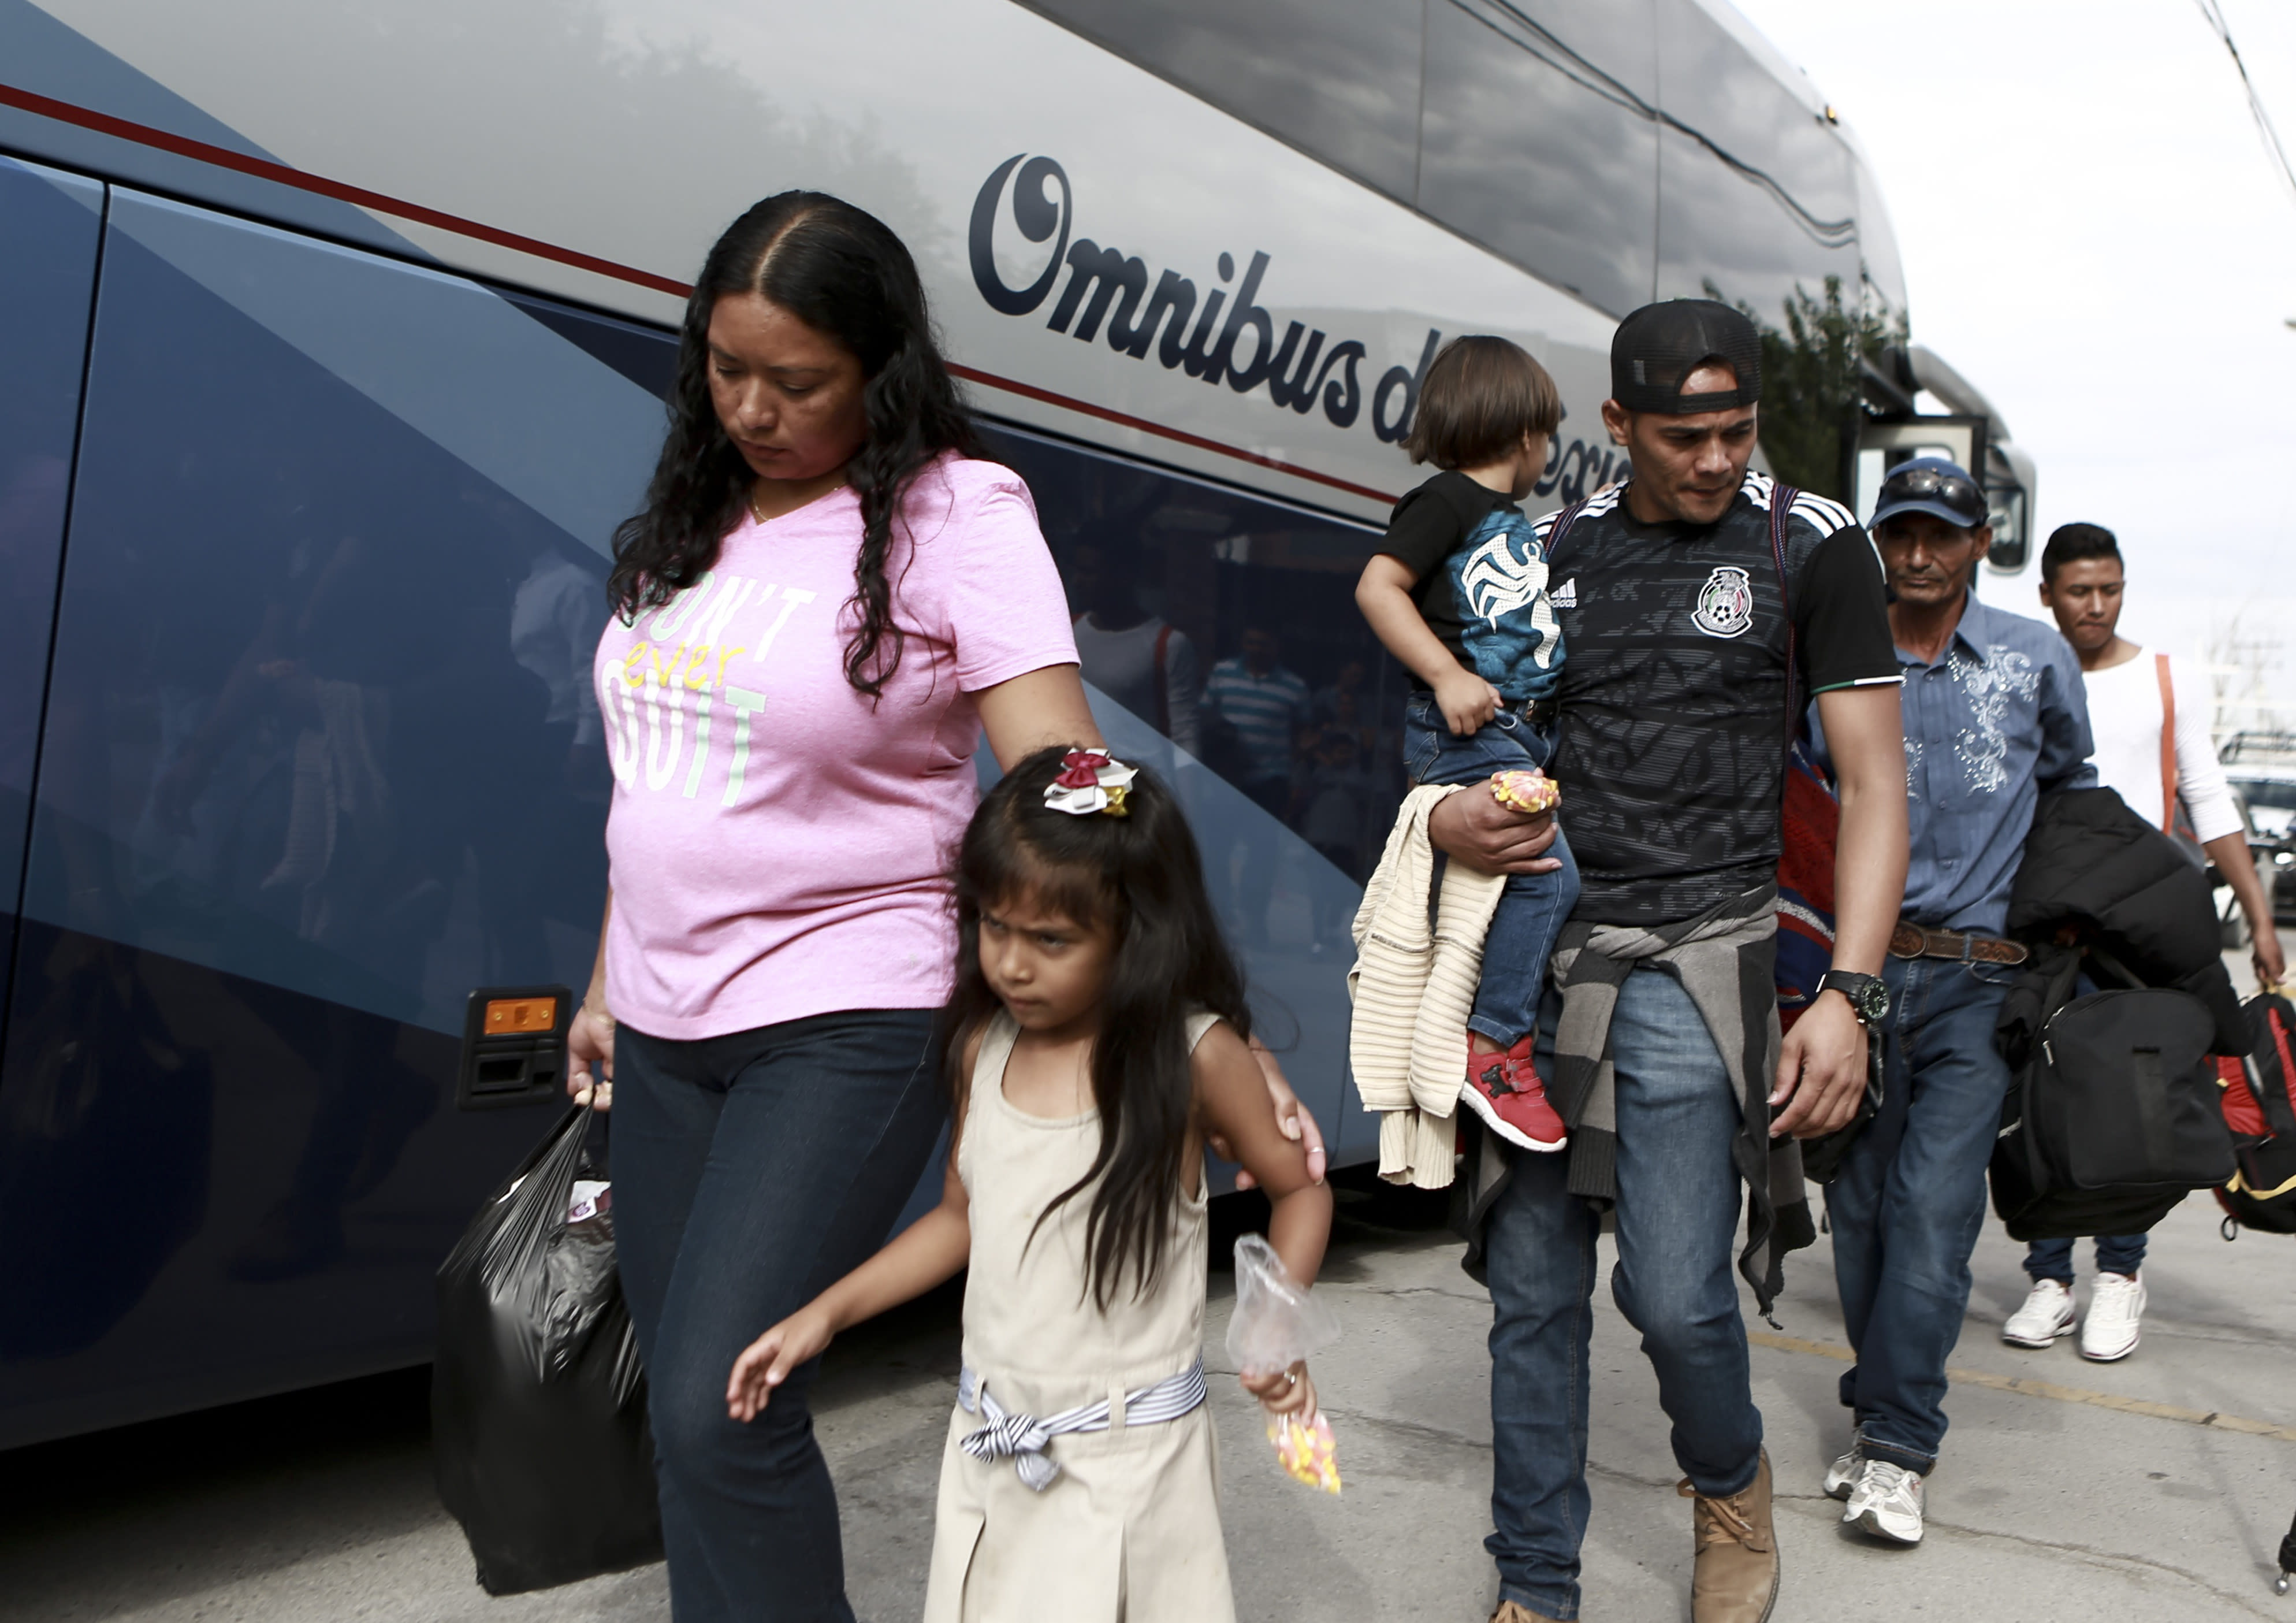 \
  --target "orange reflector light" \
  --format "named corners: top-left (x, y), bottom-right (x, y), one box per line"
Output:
top-left (484, 996), bottom-right (558, 1034)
